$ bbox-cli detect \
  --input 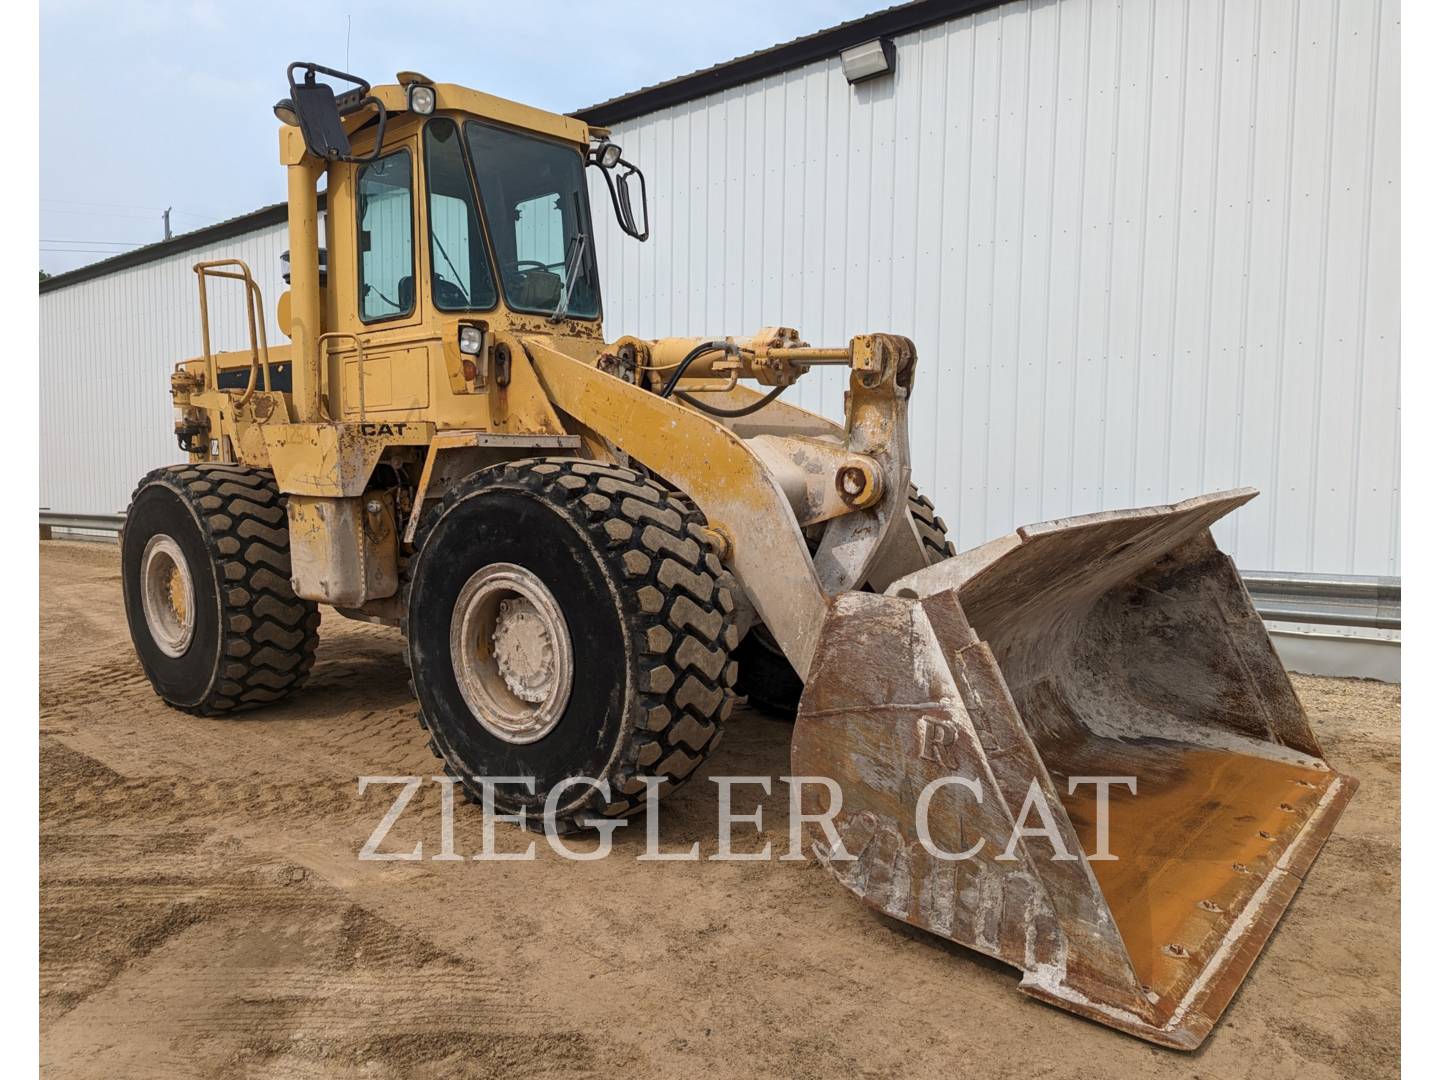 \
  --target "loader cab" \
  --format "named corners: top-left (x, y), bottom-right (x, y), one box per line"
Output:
top-left (274, 63), bottom-right (647, 423)
top-left (340, 112), bottom-right (607, 329)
